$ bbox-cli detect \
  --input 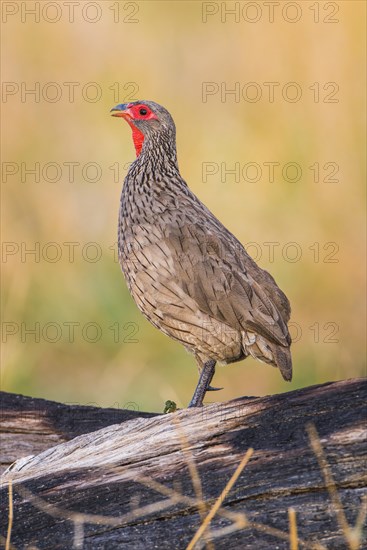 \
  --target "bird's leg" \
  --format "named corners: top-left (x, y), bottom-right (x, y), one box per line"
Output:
top-left (188, 359), bottom-right (217, 408)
